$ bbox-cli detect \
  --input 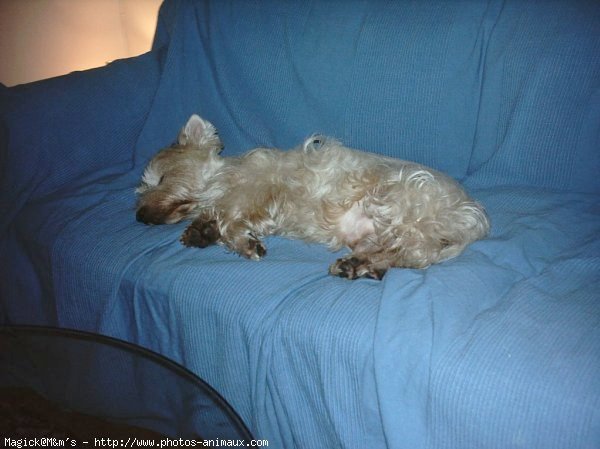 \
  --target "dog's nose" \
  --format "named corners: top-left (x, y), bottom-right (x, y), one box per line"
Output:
top-left (137, 205), bottom-right (168, 225)
top-left (137, 202), bottom-right (177, 225)
top-left (136, 206), bottom-right (151, 224)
